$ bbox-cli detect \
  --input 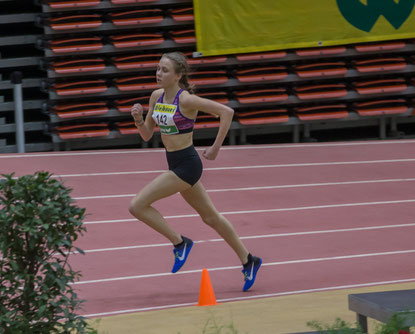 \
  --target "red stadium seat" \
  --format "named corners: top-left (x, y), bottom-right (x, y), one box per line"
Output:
top-left (295, 61), bottom-right (347, 78)
top-left (49, 37), bottom-right (103, 54)
top-left (52, 80), bottom-right (107, 96)
top-left (51, 58), bottom-right (106, 74)
top-left (236, 66), bottom-right (287, 82)
top-left (114, 96), bottom-right (150, 113)
top-left (198, 92), bottom-right (229, 104)
top-left (234, 88), bottom-right (288, 104)
top-left (112, 53), bottom-right (161, 70)
top-left (110, 33), bottom-right (164, 48)
top-left (171, 7), bottom-right (194, 22)
top-left (238, 109), bottom-right (289, 125)
top-left (114, 76), bottom-right (158, 91)
top-left (48, 14), bottom-right (102, 30)
top-left (109, 9), bottom-right (164, 26)
top-left (116, 121), bottom-right (138, 135)
top-left (184, 52), bottom-right (228, 65)
top-left (116, 120), bottom-right (159, 134)
top-left (294, 104), bottom-right (349, 121)
top-left (55, 123), bottom-right (110, 139)
top-left (46, 0), bottom-right (100, 9)
top-left (171, 29), bottom-right (196, 44)
top-left (236, 51), bottom-right (287, 61)
top-left (354, 99), bottom-right (408, 116)
top-left (354, 41), bottom-right (406, 52)
top-left (353, 57), bottom-right (407, 73)
top-left (295, 83), bottom-right (348, 100)
top-left (194, 114), bottom-right (220, 129)
top-left (189, 70), bottom-right (228, 86)
top-left (295, 46), bottom-right (346, 56)
top-left (51, 102), bottom-right (108, 119)
top-left (110, 0), bottom-right (157, 4)
top-left (354, 78), bottom-right (407, 95)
